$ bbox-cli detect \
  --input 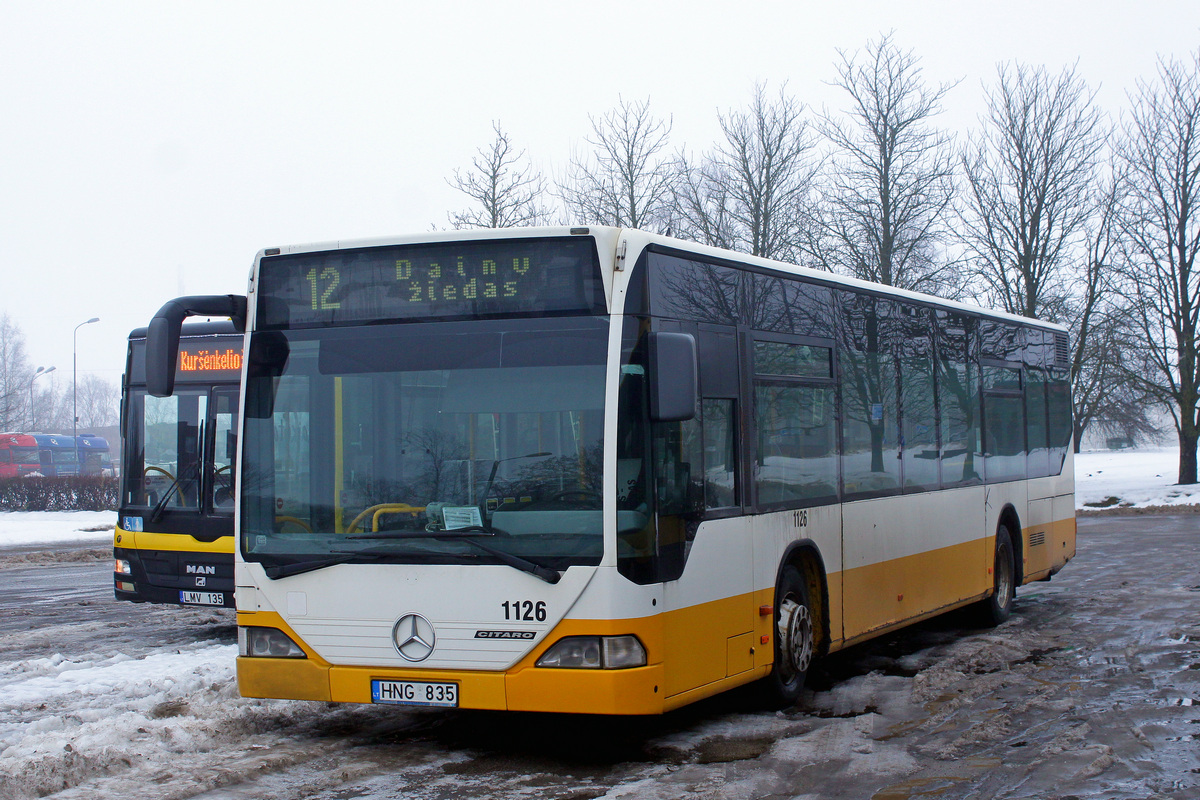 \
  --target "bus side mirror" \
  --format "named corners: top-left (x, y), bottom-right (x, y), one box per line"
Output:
top-left (648, 332), bottom-right (698, 422)
top-left (146, 295), bottom-right (248, 397)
